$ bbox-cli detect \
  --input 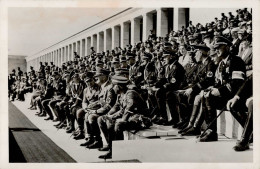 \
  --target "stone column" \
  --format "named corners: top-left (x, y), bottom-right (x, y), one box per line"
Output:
top-left (121, 22), bottom-right (130, 48)
top-left (81, 39), bottom-right (85, 57)
top-left (98, 32), bottom-right (104, 53)
top-left (105, 29), bottom-right (112, 51)
top-left (112, 25), bottom-right (120, 49)
top-left (87, 37), bottom-right (91, 55)
top-left (131, 18), bottom-right (141, 45)
top-left (143, 12), bottom-right (153, 41)
top-left (173, 8), bottom-right (189, 31)
top-left (157, 8), bottom-right (168, 37)
top-left (77, 41), bottom-right (80, 56)
top-left (92, 34), bottom-right (97, 52)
